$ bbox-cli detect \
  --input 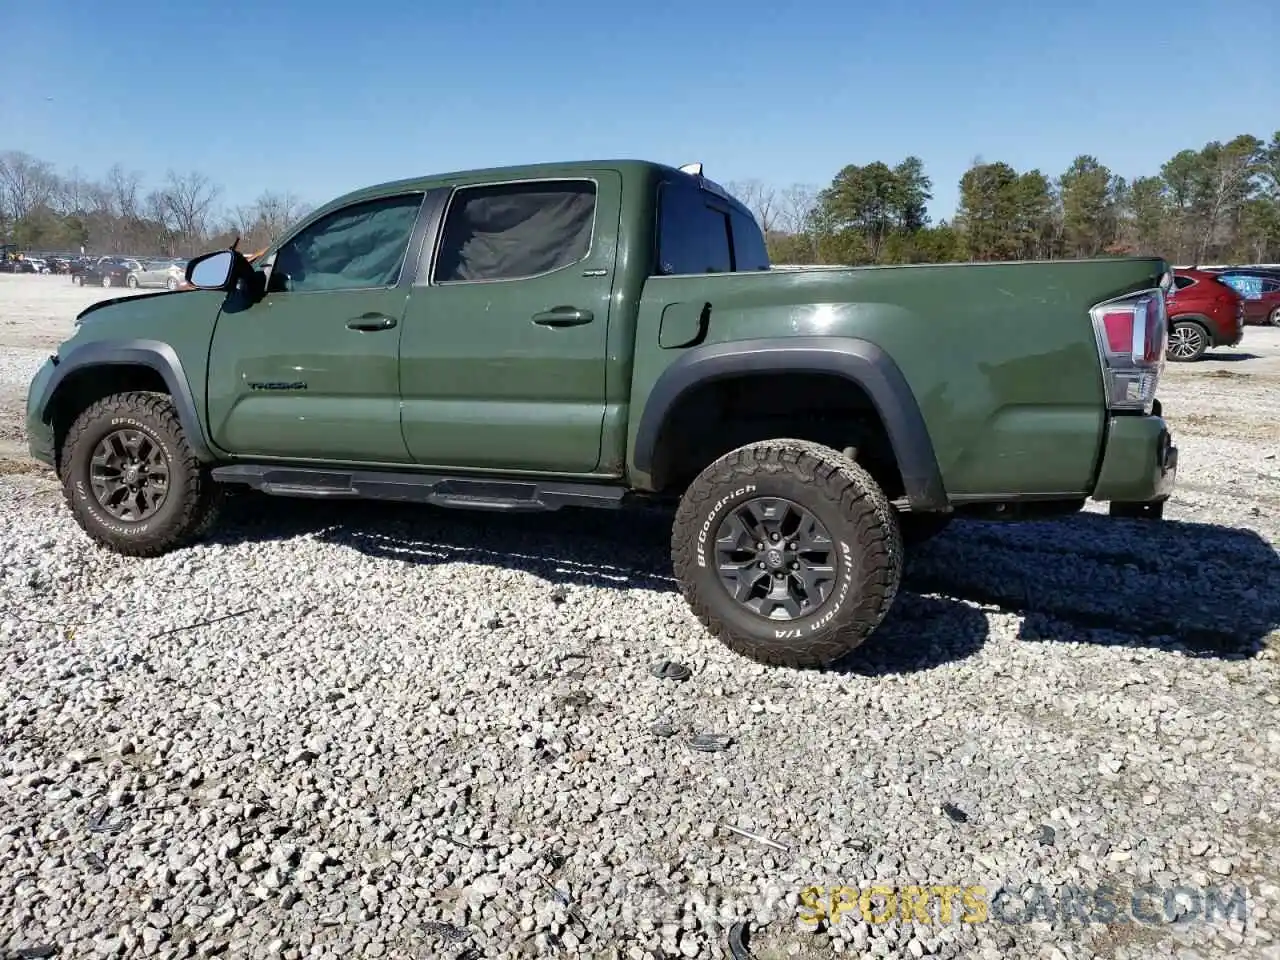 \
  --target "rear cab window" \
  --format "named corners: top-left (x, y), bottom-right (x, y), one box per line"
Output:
top-left (654, 172), bottom-right (769, 276)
